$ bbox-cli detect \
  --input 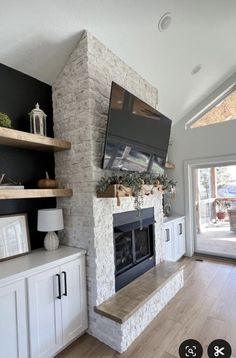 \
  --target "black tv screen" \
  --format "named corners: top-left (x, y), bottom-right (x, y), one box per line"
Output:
top-left (102, 82), bottom-right (172, 174)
